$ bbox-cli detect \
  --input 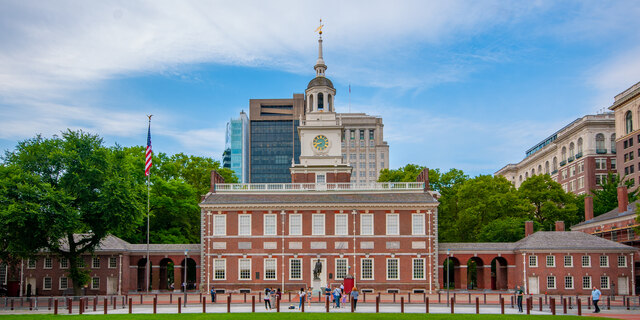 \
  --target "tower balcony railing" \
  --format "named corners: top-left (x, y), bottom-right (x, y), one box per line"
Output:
top-left (596, 148), bottom-right (607, 154)
top-left (214, 182), bottom-right (425, 192)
